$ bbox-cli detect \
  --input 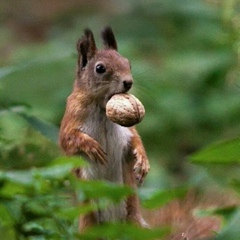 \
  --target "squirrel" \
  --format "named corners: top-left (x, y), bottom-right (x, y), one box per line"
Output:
top-left (59, 26), bottom-right (150, 230)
